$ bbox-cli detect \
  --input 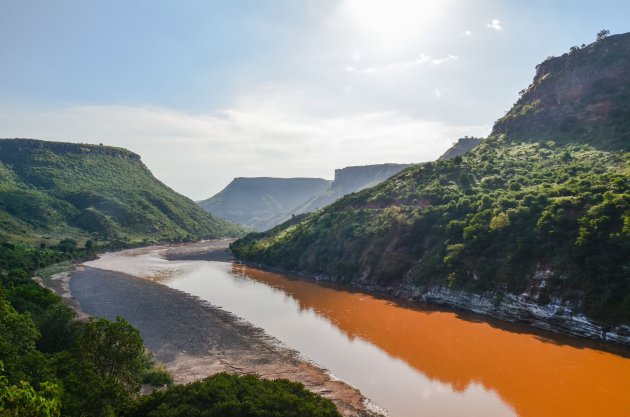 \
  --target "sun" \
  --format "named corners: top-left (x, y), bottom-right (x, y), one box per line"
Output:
top-left (337, 0), bottom-right (452, 51)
